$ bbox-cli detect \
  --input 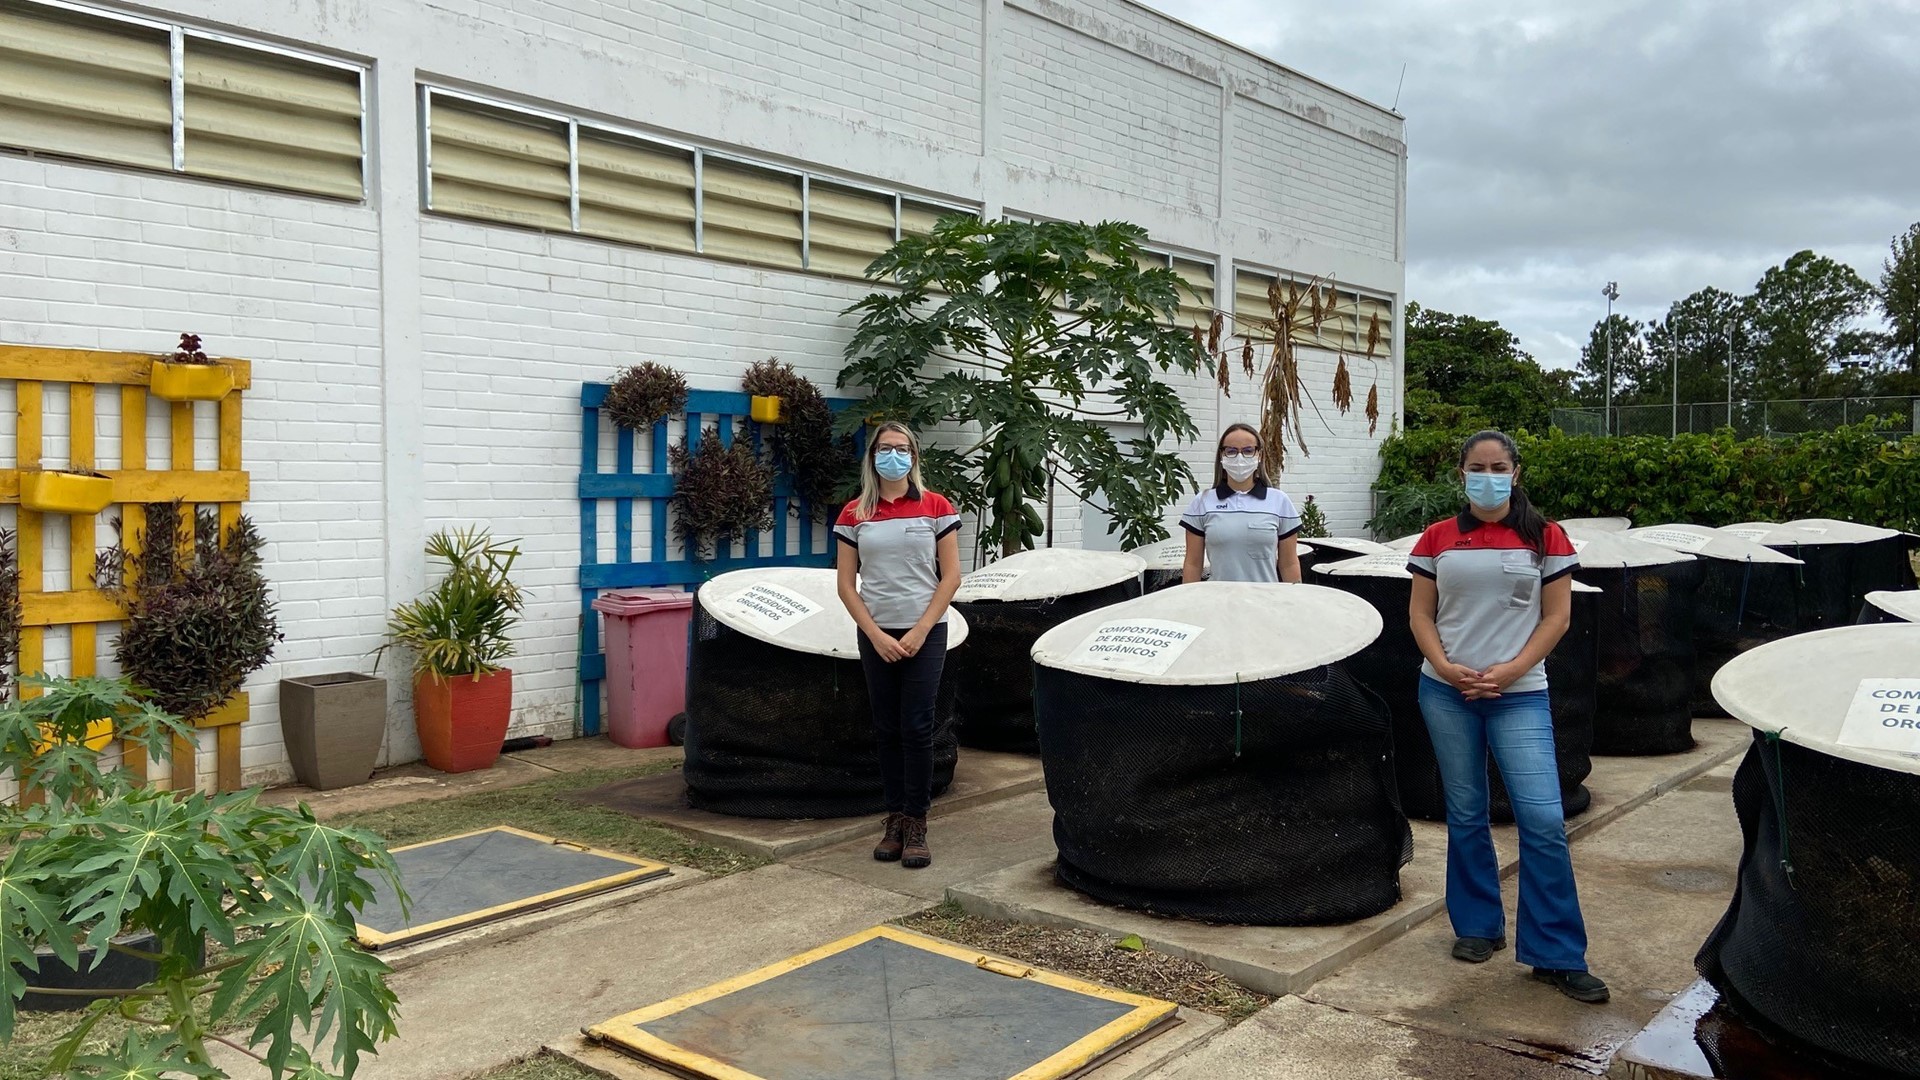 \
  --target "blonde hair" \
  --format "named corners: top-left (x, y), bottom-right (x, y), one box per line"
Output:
top-left (856, 421), bottom-right (927, 520)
